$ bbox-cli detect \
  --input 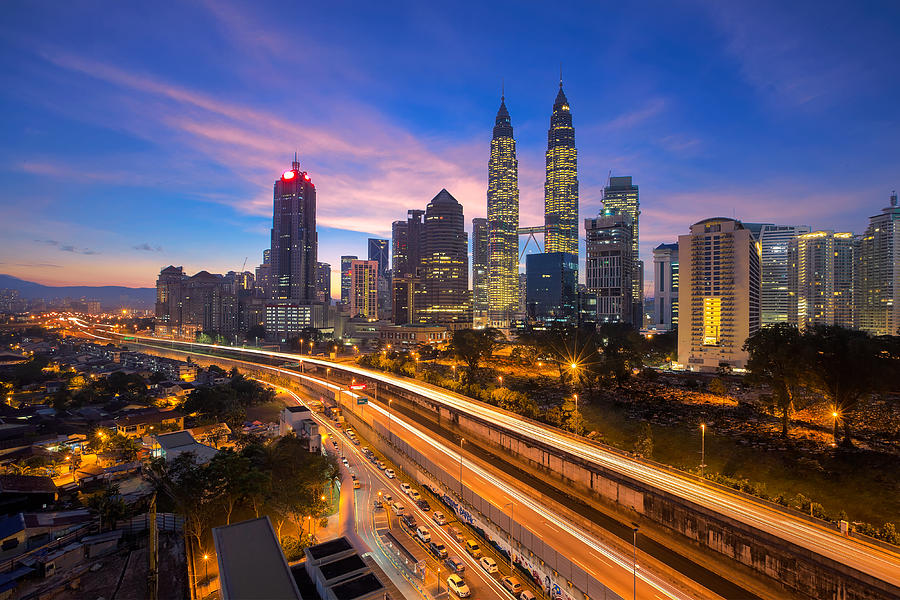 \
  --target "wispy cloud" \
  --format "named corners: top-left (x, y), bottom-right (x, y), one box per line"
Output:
top-left (35, 239), bottom-right (100, 255)
top-left (603, 98), bottom-right (667, 131)
top-left (133, 243), bottom-right (163, 252)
